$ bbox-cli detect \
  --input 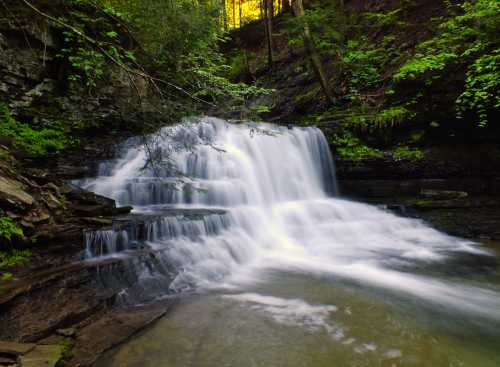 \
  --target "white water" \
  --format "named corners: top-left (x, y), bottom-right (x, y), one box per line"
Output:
top-left (79, 117), bottom-right (500, 319)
